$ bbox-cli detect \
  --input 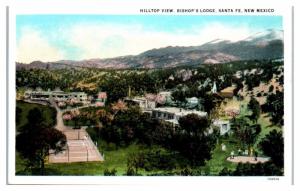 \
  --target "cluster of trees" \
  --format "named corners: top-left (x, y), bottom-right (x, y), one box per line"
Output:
top-left (16, 101), bottom-right (57, 131)
top-left (219, 162), bottom-right (282, 176)
top-left (88, 105), bottom-right (217, 171)
top-left (231, 117), bottom-right (261, 151)
top-left (16, 68), bottom-right (96, 93)
top-left (125, 147), bottom-right (201, 176)
top-left (17, 60), bottom-right (283, 105)
top-left (100, 72), bottom-right (159, 102)
top-left (262, 91), bottom-right (284, 126)
top-left (16, 108), bottom-right (66, 174)
top-left (260, 130), bottom-right (284, 168)
top-left (170, 86), bottom-right (217, 114)
top-left (248, 97), bottom-right (261, 122)
top-left (228, 97), bottom-right (262, 151)
top-left (16, 59), bottom-right (284, 176)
